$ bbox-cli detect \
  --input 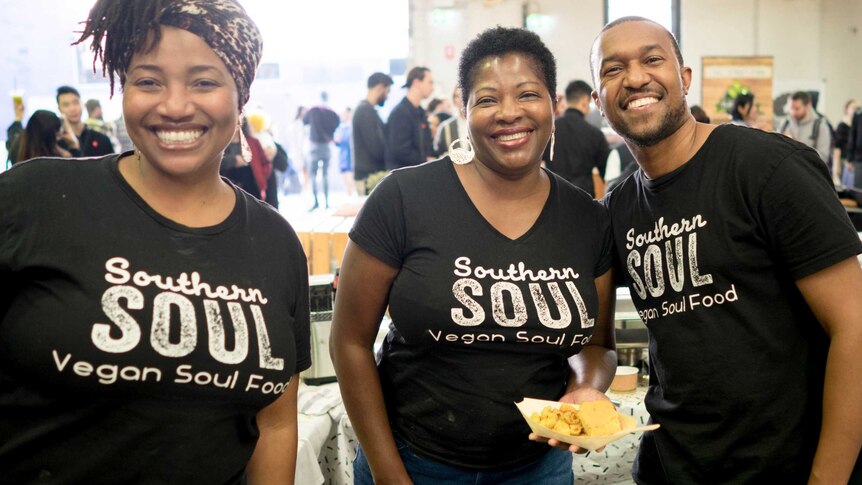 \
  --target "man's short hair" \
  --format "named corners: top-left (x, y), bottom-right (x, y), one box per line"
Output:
top-left (402, 67), bottom-right (430, 89)
top-left (367, 72), bottom-right (394, 89)
top-left (590, 16), bottom-right (684, 82)
top-left (85, 98), bottom-right (101, 115)
top-left (791, 91), bottom-right (812, 105)
top-left (565, 80), bottom-right (593, 103)
top-left (56, 85), bottom-right (81, 103)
